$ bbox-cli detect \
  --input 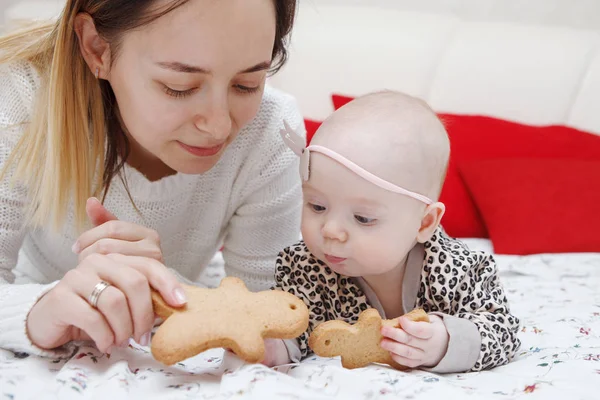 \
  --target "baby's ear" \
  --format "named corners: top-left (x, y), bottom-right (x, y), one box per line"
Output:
top-left (416, 202), bottom-right (445, 243)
